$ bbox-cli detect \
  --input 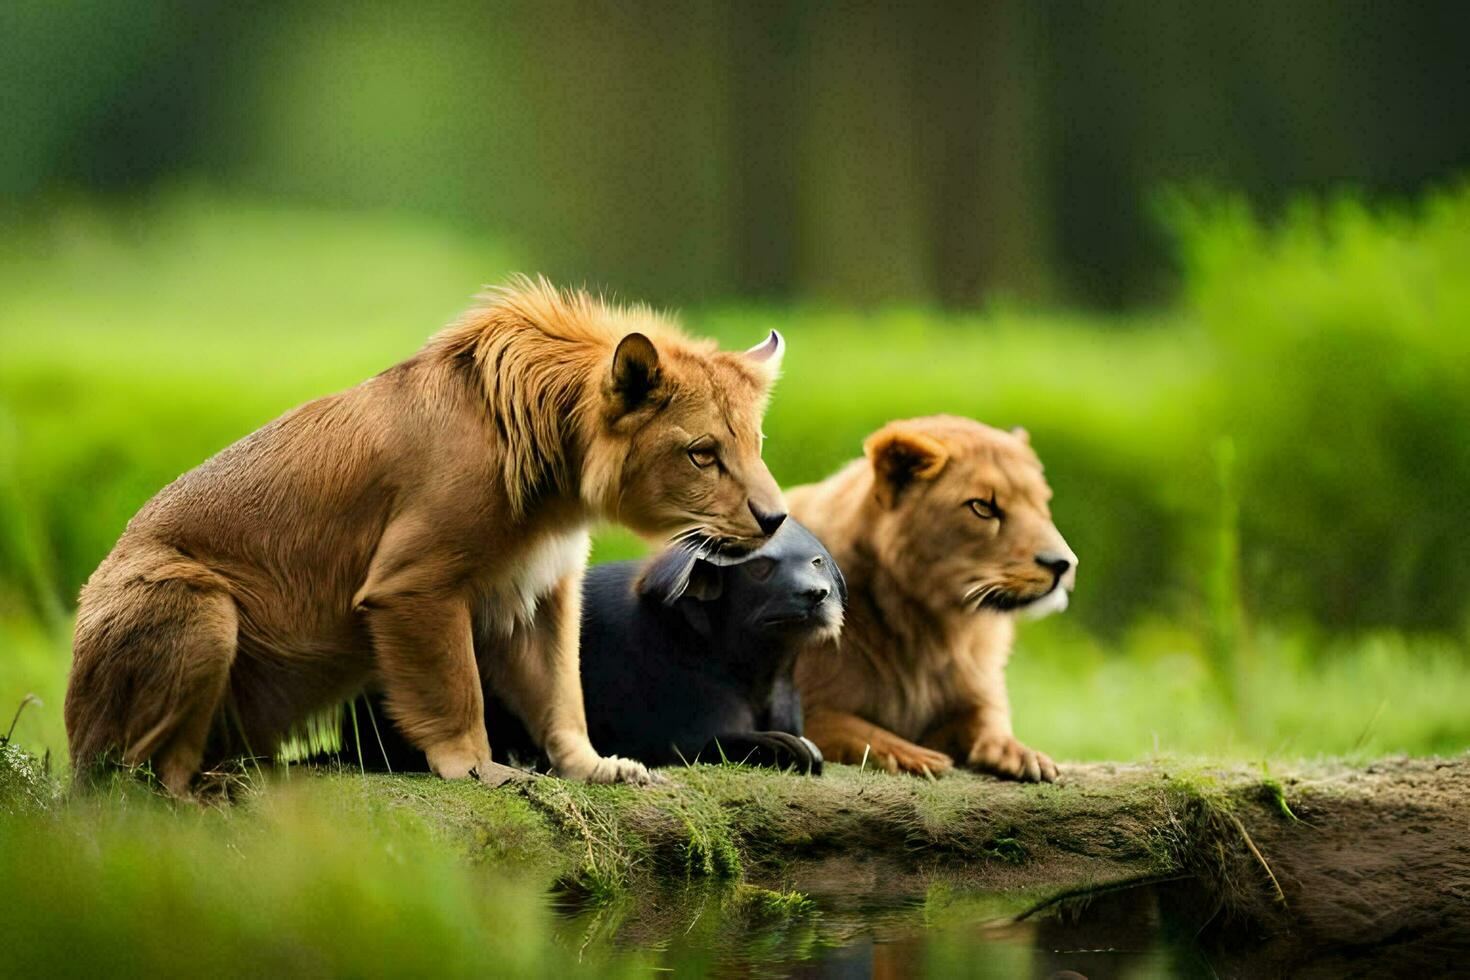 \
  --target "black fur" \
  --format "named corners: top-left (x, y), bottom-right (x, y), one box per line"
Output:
top-left (337, 519), bottom-right (845, 776)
